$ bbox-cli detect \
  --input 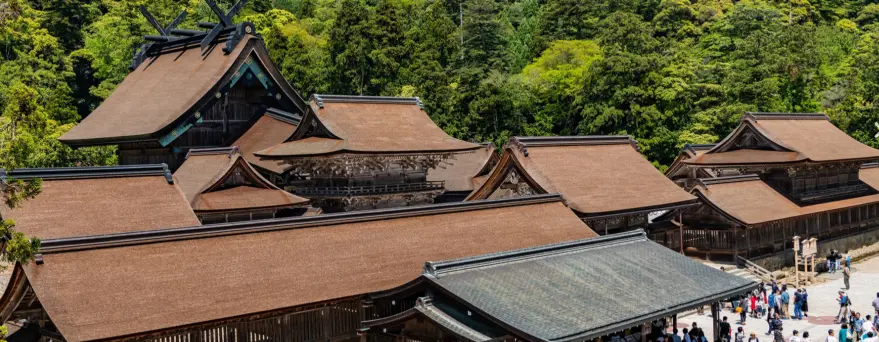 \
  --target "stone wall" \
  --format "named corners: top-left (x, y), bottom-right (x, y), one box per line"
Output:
top-left (749, 228), bottom-right (879, 270)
